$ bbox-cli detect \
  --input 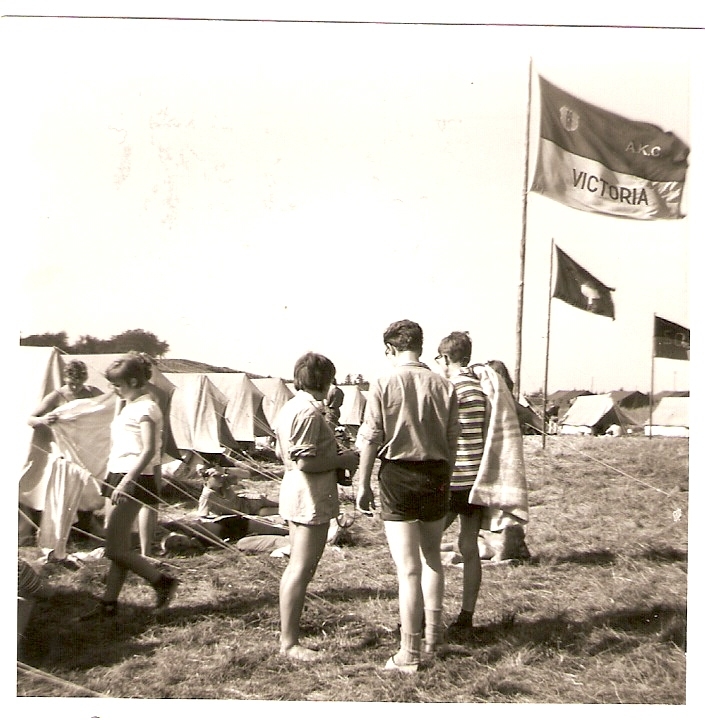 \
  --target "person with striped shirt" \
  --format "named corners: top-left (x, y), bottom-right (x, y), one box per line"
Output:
top-left (435, 331), bottom-right (489, 636)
